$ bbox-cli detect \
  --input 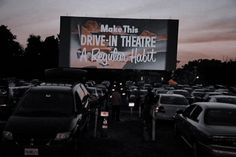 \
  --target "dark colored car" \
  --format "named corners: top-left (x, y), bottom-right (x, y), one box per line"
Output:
top-left (1, 83), bottom-right (91, 157)
top-left (174, 102), bottom-right (236, 157)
